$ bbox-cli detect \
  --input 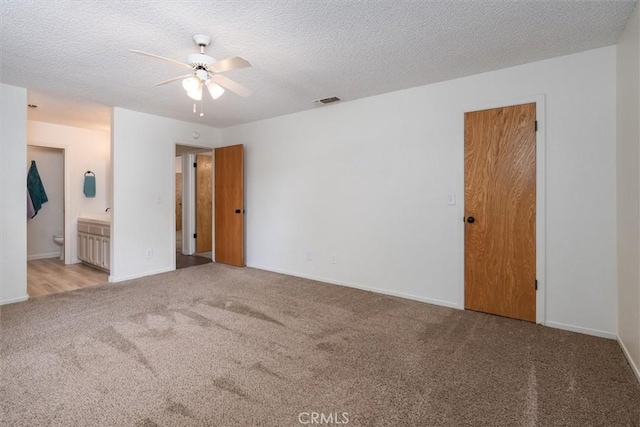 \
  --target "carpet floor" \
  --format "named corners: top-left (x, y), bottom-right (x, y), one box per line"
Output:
top-left (1, 264), bottom-right (638, 426)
